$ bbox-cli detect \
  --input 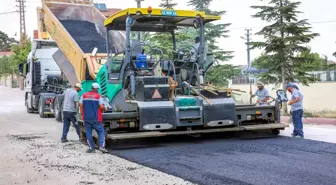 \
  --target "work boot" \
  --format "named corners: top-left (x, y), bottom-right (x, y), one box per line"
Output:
top-left (61, 139), bottom-right (68, 143)
top-left (99, 147), bottom-right (108, 154)
top-left (86, 149), bottom-right (96, 153)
